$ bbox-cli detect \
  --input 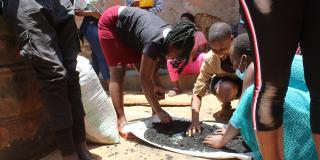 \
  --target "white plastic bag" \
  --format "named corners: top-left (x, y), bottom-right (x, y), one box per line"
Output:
top-left (76, 56), bottom-right (119, 144)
